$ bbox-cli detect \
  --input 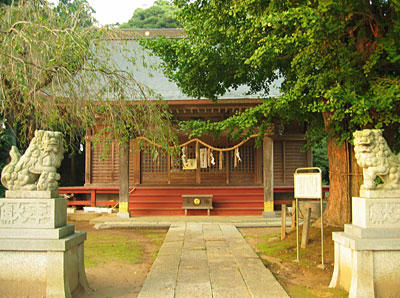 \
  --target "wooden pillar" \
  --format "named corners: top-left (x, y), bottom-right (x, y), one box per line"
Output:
top-left (226, 151), bottom-right (230, 184)
top-left (118, 141), bottom-right (130, 218)
top-left (263, 136), bottom-right (275, 217)
top-left (281, 204), bottom-right (287, 240)
top-left (301, 207), bottom-right (312, 248)
top-left (167, 154), bottom-right (171, 184)
top-left (90, 189), bottom-right (96, 207)
top-left (196, 141), bottom-right (201, 184)
top-left (84, 138), bottom-right (92, 186)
